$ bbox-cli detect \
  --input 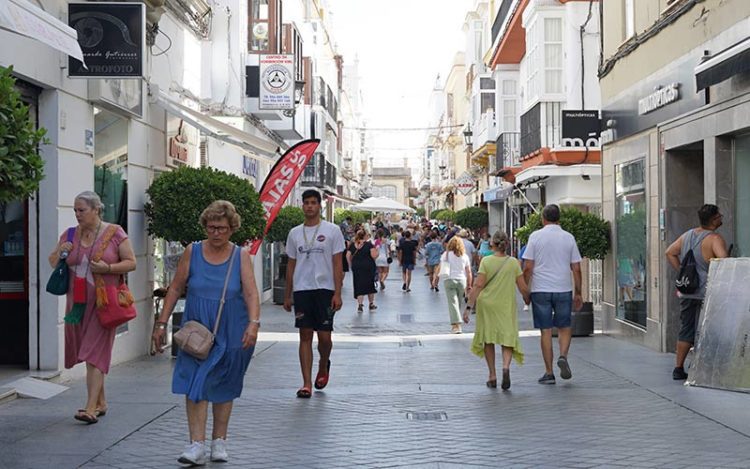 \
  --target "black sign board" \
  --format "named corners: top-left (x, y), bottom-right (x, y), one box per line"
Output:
top-left (68, 3), bottom-right (145, 78)
top-left (561, 110), bottom-right (601, 148)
